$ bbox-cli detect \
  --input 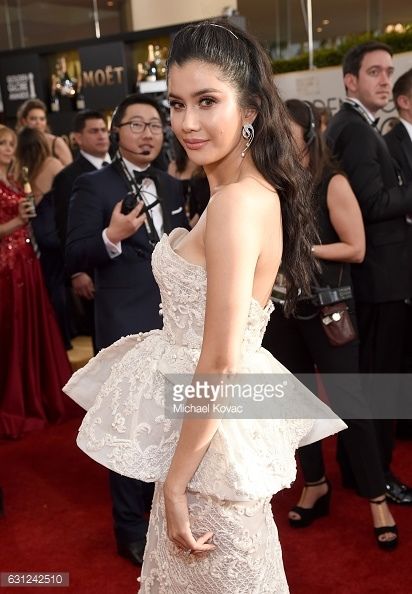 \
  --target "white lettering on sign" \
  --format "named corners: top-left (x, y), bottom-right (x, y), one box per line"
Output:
top-left (82, 65), bottom-right (124, 87)
top-left (6, 72), bottom-right (36, 101)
